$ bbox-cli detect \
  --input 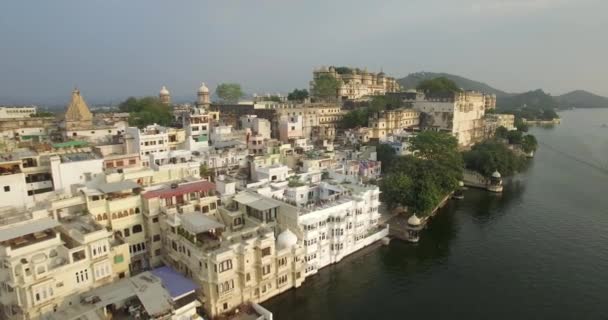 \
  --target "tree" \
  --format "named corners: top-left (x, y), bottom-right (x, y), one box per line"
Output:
top-left (521, 135), bottom-right (538, 153)
top-left (311, 75), bottom-right (340, 100)
top-left (495, 126), bottom-right (509, 139)
top-left (463, 140), bottom-right (526, 177)
top-left (216, 83), bottom-right (244, 103)
top-left (514, 117), bottom-right (529, 132)
top-left (267, 95), bottom-right (282, 103)
top-left (340, 108), bottom-right (369, 129)
top-left (380, 173), bottom-right (413, 210)
top-left (369, 95), bottom-right (403, 112)
top-left (31, 111), bottom-right (54, 117)
top-left (119, 96), bottom-right (172, 128)
top-left (506, 130), bottom-right (523, 145)
top-left (376, 144), bottom-right (397, 172)
top-left (379, 131), bottom-right (463, 217)
top-left (287, 89), bottom-right (309, 101)
top-left (409, 131), bottom-right (459, 163)
top-left (416, 77), bottom-right (461, 95)
top-left (200, 164), bottom-right (215, 179)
